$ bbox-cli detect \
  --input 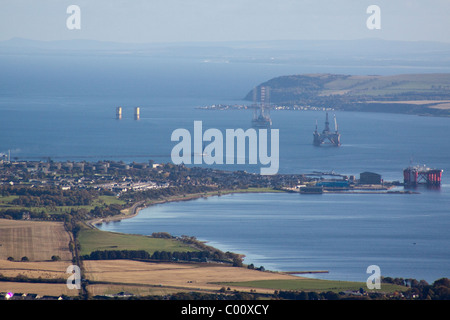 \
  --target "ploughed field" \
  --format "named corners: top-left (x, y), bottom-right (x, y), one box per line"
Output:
top-left (0, 219), bottom-right (72, 261)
